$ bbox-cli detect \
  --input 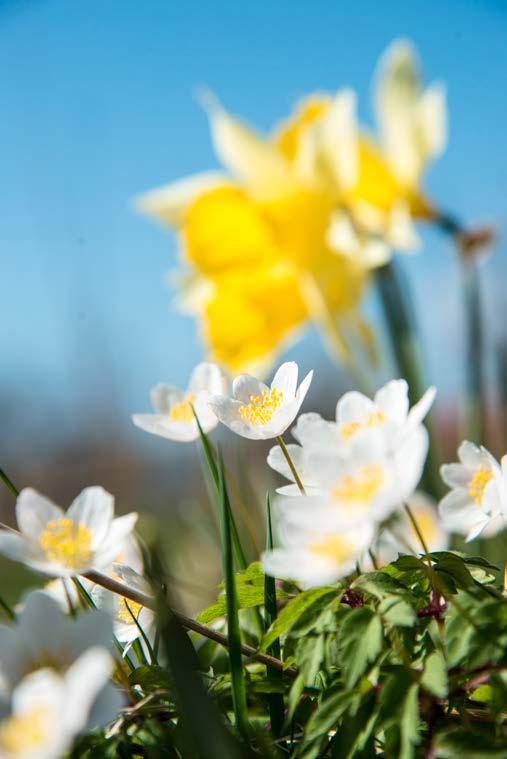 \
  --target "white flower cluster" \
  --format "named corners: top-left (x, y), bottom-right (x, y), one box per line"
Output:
top-left (261, 376), bottom-right (442, 587)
